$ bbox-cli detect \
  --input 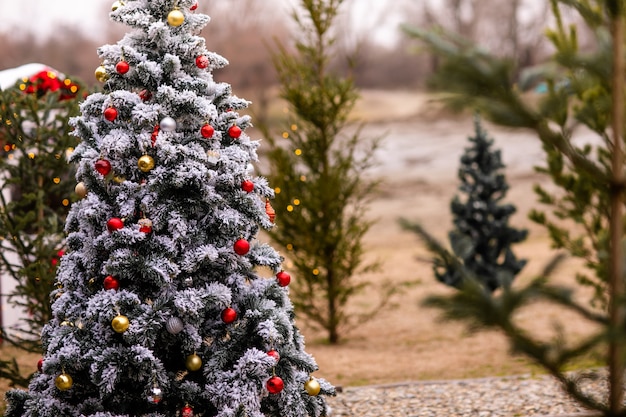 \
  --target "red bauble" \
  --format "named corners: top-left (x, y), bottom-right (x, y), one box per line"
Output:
top-left (233, 238), bottom-right (250, 255)
top-left (241, 179), bottom-right (254, 193)
top-left (107, 217), bottom-right (124, 232)
top-left (37, 358), bottom-right (43, 372)
top-left (95, 159), bottom-right (112, 176)
top-left (267, 350), bottom-right (280, 362)
top-left (139, 89), bottom-right (152, 102)
top-left (190, 2), bottom-right (198, 11)
top-left (276, 271), bottom-right (291, 287)
top-left (266, 376), bottom-right (284, 394)
top-left (195, 55), bottom-right (209, 69)
top-left (221, 307), bottom-right (237, 324)
top-left (104, 107), bottom-right (118, 121)
top-left (182, 405), bottom-right (194, 417)
top-left (103, 275), bottom-right (120, 291)
top-left (115, 61), bottom-right (130, 74)
top-left (200, 124), bottom-right (214, 138)
top-left (228, 125), bottom-right (242, 139)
